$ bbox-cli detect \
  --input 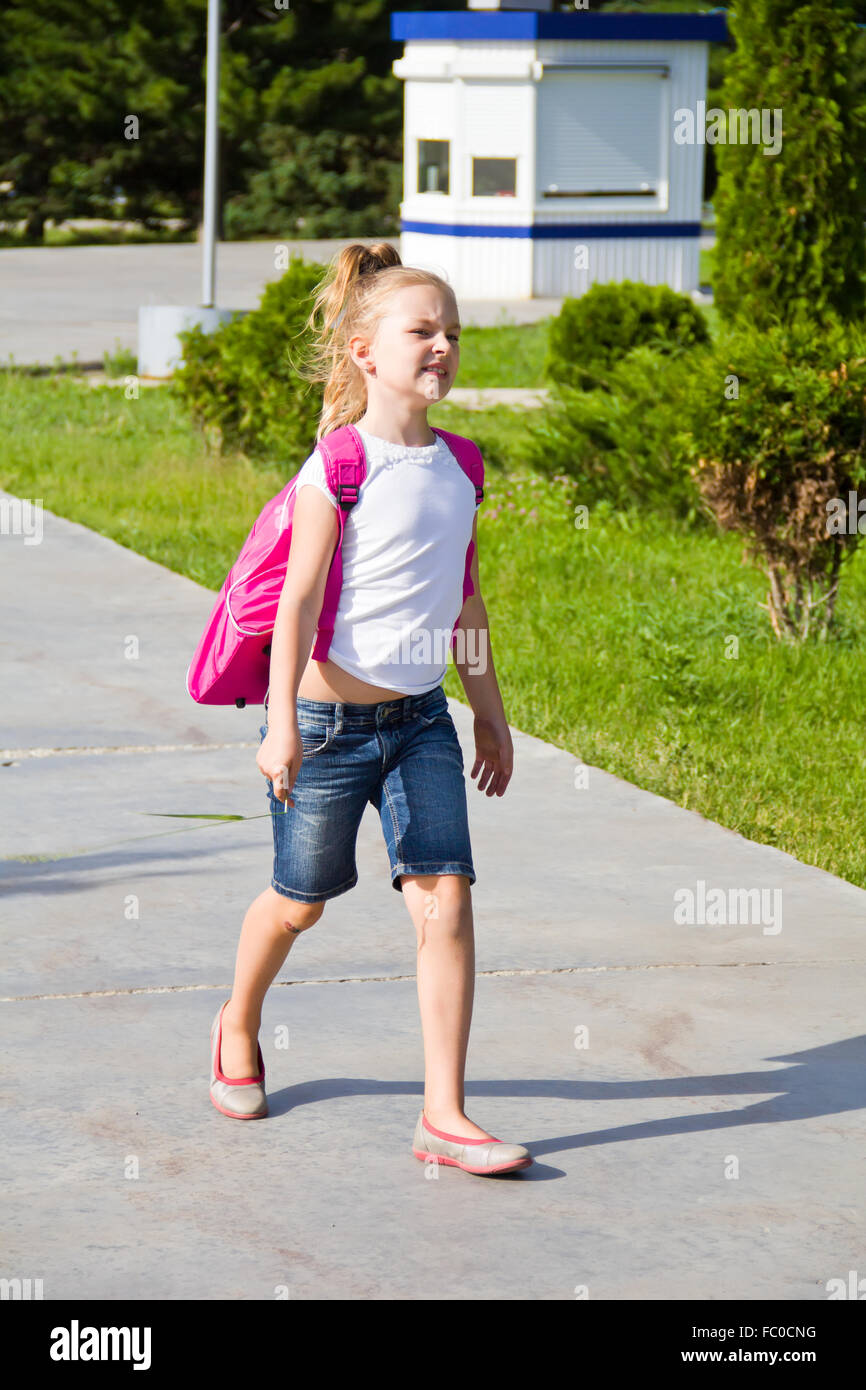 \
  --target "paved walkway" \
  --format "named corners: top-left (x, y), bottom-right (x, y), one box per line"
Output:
top-left (1, 488), bottom-right (863, 1299)
top-left (0, 238), bottom-right (563, 368)
top-left (0, 232), bottom-right (716, 368)
top-left (80, 374), bottom-right (551, 410)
